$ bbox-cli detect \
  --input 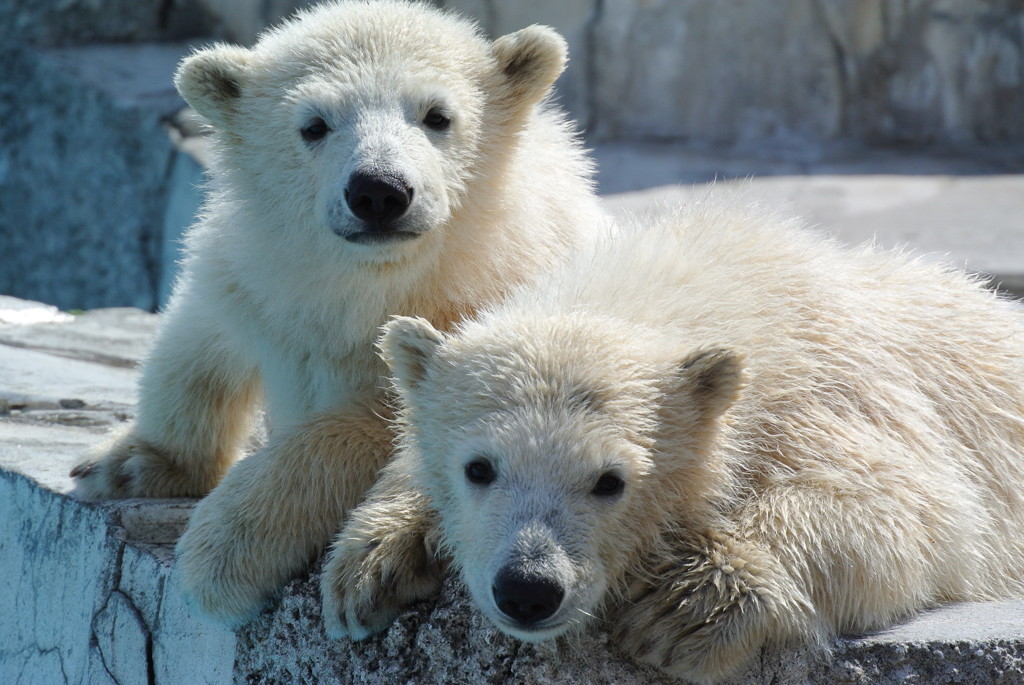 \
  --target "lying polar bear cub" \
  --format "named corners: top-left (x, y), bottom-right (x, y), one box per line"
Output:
top-left (325, 198), bottom-right (1024, 682)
